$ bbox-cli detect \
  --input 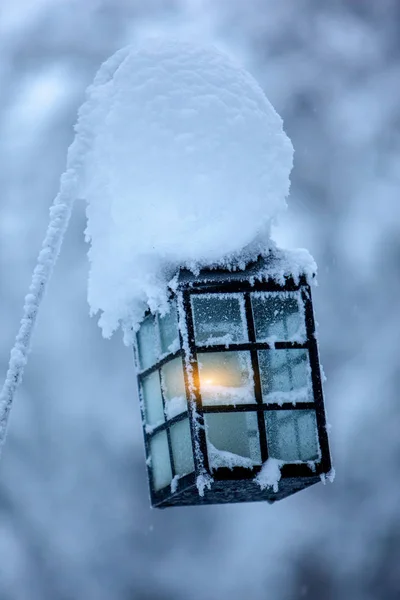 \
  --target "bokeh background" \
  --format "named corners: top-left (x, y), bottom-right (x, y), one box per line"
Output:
top-left (1, 1), bottom-right (400, 598)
